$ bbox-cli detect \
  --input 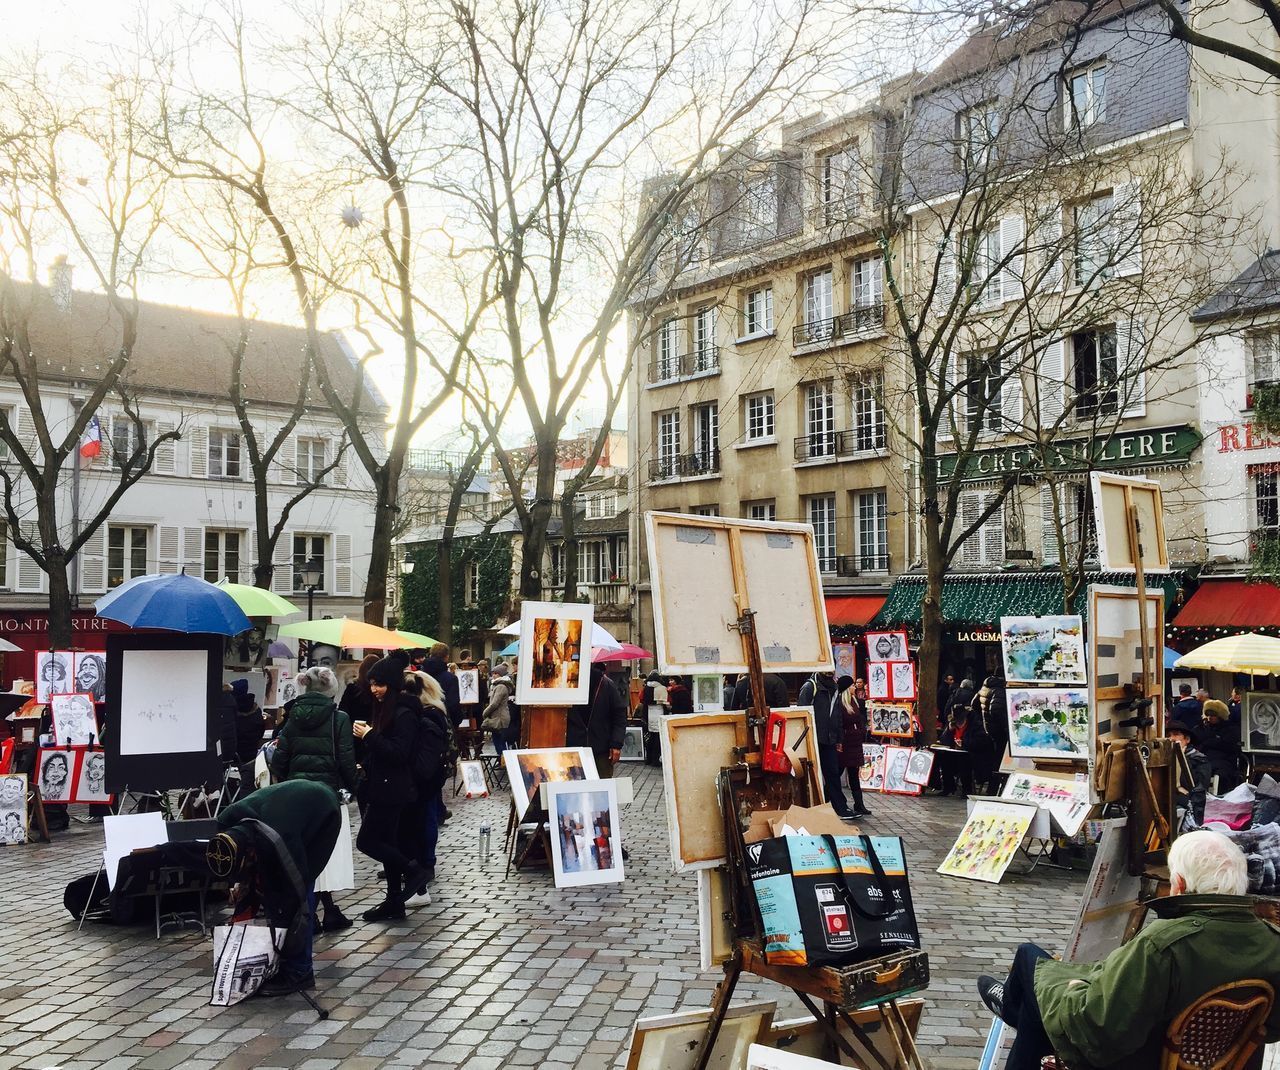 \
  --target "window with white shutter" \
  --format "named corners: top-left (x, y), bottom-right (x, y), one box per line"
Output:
top-left (1036, 339), bottom-right (1066, 427)
top-left (271, 535), bottom-right (293, 594)
top-left (153, 420), bottom-right (176, 475)
top-left (110, 525), bottom-right (151, 586)
top-left (292, 534), bottom-right (328, 594)
top-left (156, 526), bottom-right (180, 575)
top-left (16, 523), bottom-right (43, 593)
top-left (296, 438), bottom-right (326, 484)
top-left (334, 533), bottom-right (353, 595)
top-left (78, 525), bottom-right (106, 594)
top-left (208, 429), bottom-right (243, 479)
top-left (204, 530), bottom-right (242, 584)
top-left (188, 426), bottom-right (208, 478)
top-left (1117, 319), bottom-right (1147, 418)
top-left (957, 490), bottom-right (1005, 566)
top-left (1112, 179), bottom-right (1142, 277)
